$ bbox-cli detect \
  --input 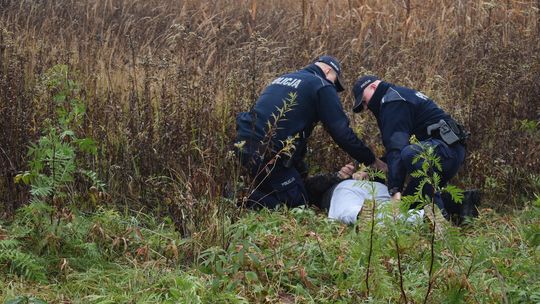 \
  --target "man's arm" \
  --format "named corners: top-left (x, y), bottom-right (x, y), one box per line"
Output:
top-left (380, 101), bottom-right (414, 194)
top-left (315, 86), bottom-right (376, 166)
